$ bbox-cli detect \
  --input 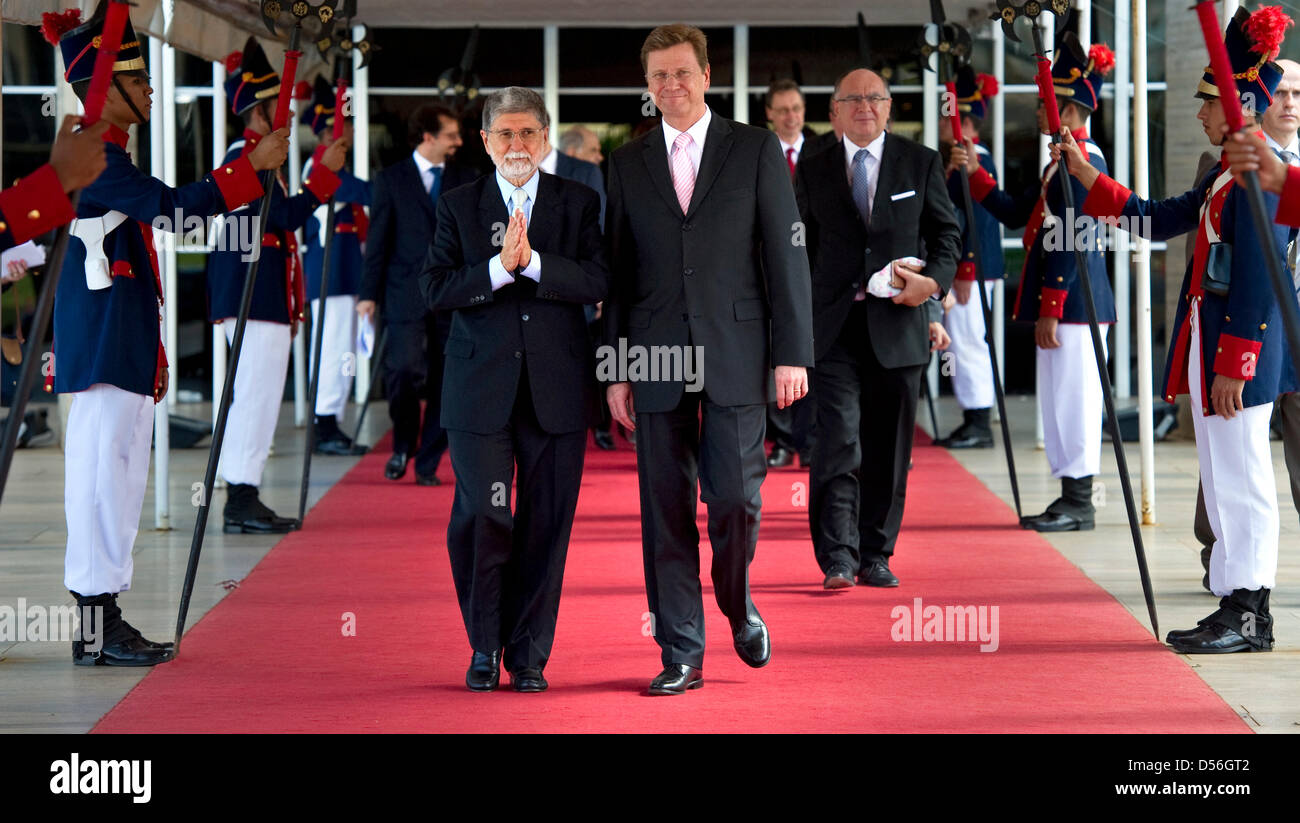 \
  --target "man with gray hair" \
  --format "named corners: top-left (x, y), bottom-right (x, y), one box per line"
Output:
top-left (423, 86), bottom-right (610, 693)
top-left (561, 125), bottom-right (604, 166)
